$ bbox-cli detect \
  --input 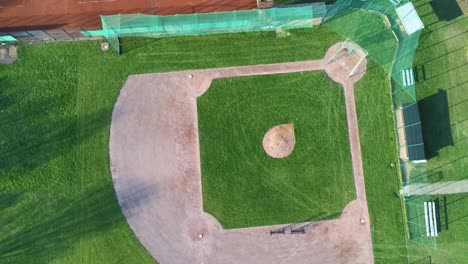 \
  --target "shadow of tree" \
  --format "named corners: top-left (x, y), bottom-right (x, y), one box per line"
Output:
top-left (0, 39), bottom-right (157, 263)
top-left (0, 79), bottom-right (109, 176)
top-left (0, 184), bottom-right (130, 263)
top-left (429, 0), bottom-right (464, 21)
